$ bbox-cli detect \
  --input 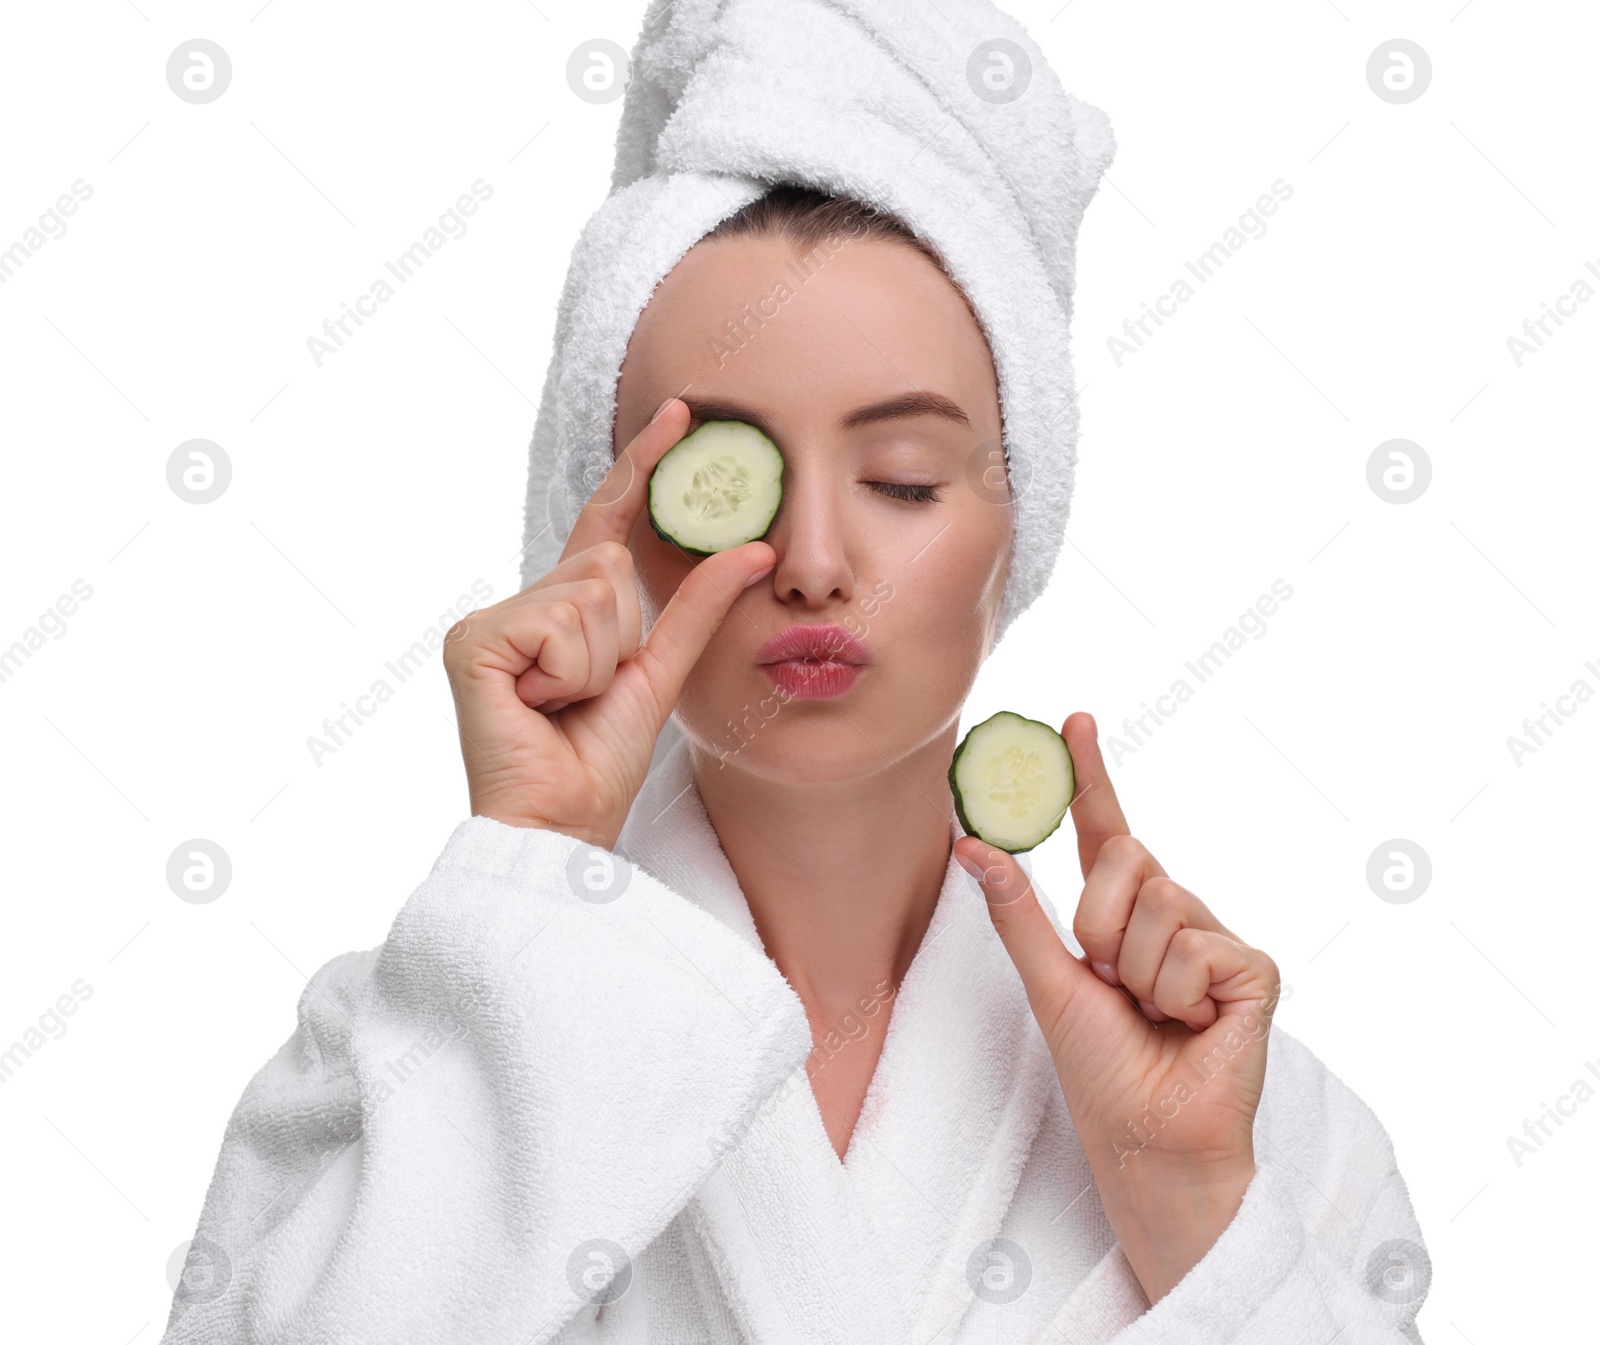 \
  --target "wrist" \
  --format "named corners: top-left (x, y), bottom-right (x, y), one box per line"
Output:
top-left (1094, 1151), bottom-right (1257, 1305)
top-left (475, 809), bottom-right (618, 852)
